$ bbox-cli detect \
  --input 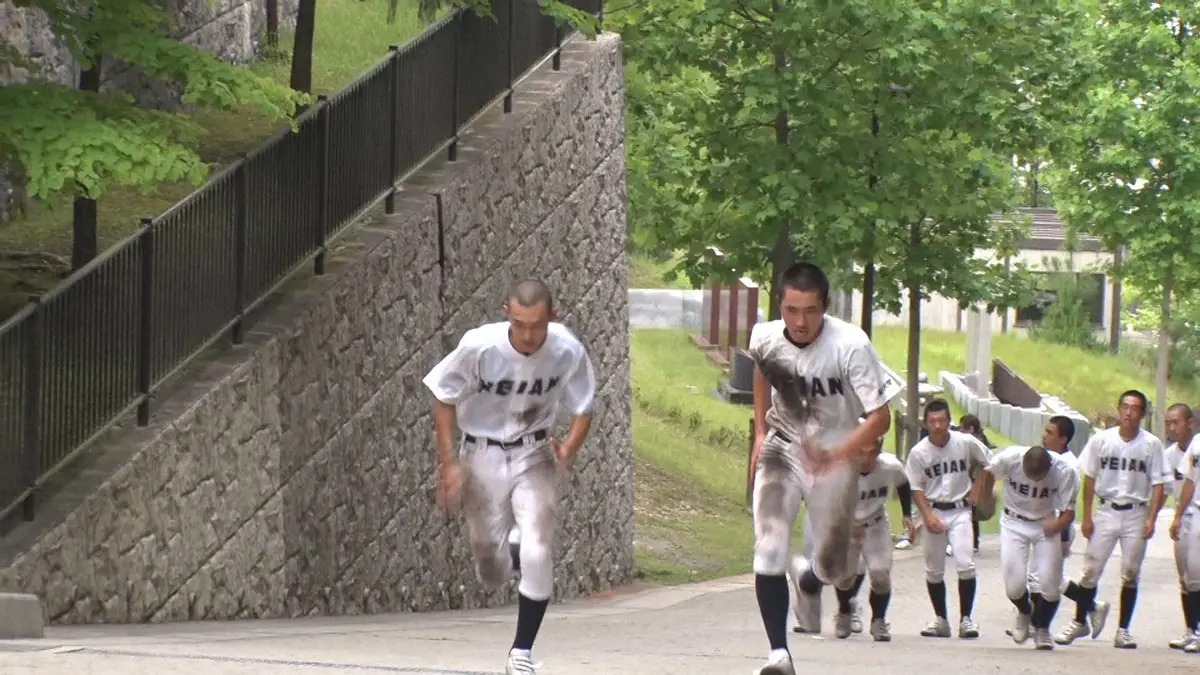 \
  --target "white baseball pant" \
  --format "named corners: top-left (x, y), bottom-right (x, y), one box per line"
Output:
top-left (459, 433), bottom-right (558, 601)
top-left (1027, 523), bottom-right (1073, 594)
top-left (754, 432), bottom-right (859, 586)
top-left (794, 508), bottom-right (868, 586)
top-left (848, 511), bottom-right (894, 593)
top-left (1182, 511), bottom-right (1200, 593)
top-left (922, 505), bottom-right (976, 583)
top-left (1079, 503), bottom-right (1148, 588)
top-left (1001, 512), bottom-right (1064, 602)
top-left (1176, 511), bottom-right (1195, 592)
